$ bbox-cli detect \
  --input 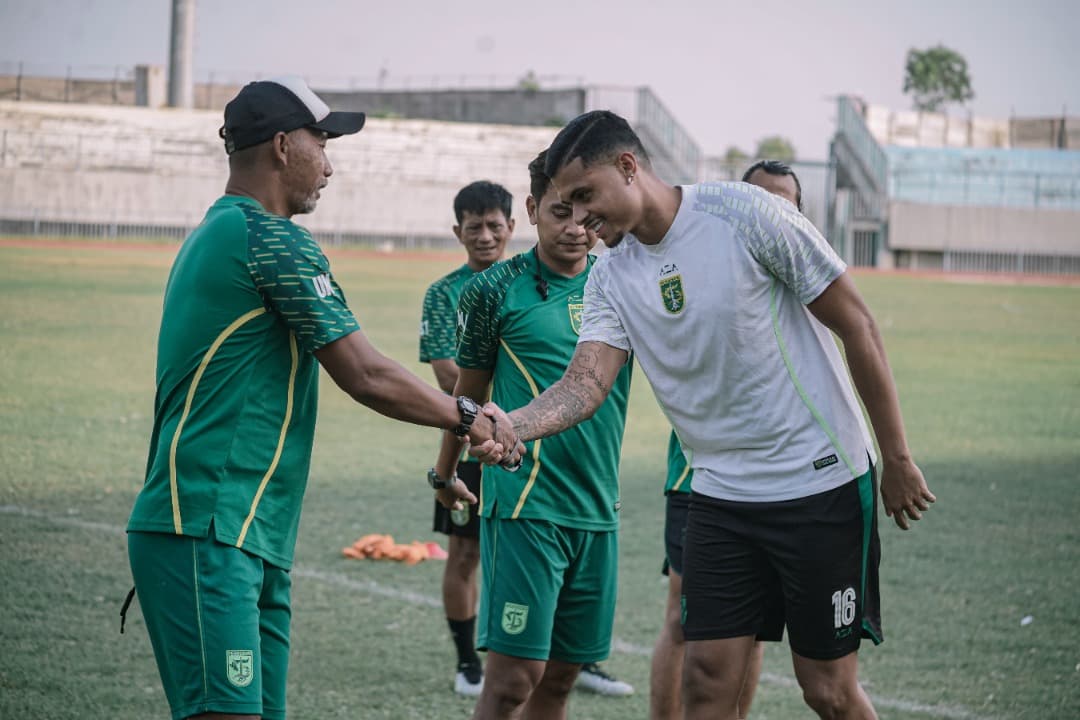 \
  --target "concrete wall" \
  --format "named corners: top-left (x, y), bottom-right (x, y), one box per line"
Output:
top-left (0, 101), bottom-right (557, 240)
top-left (888, 201), bottom-right (1080, 255)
